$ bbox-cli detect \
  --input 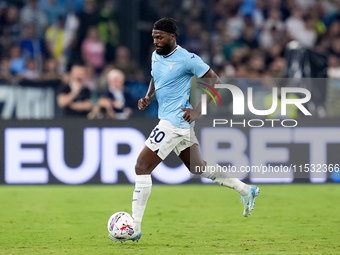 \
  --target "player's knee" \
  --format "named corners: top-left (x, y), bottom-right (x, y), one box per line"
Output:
top-left (135, 162), bottom-right (150, 175)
